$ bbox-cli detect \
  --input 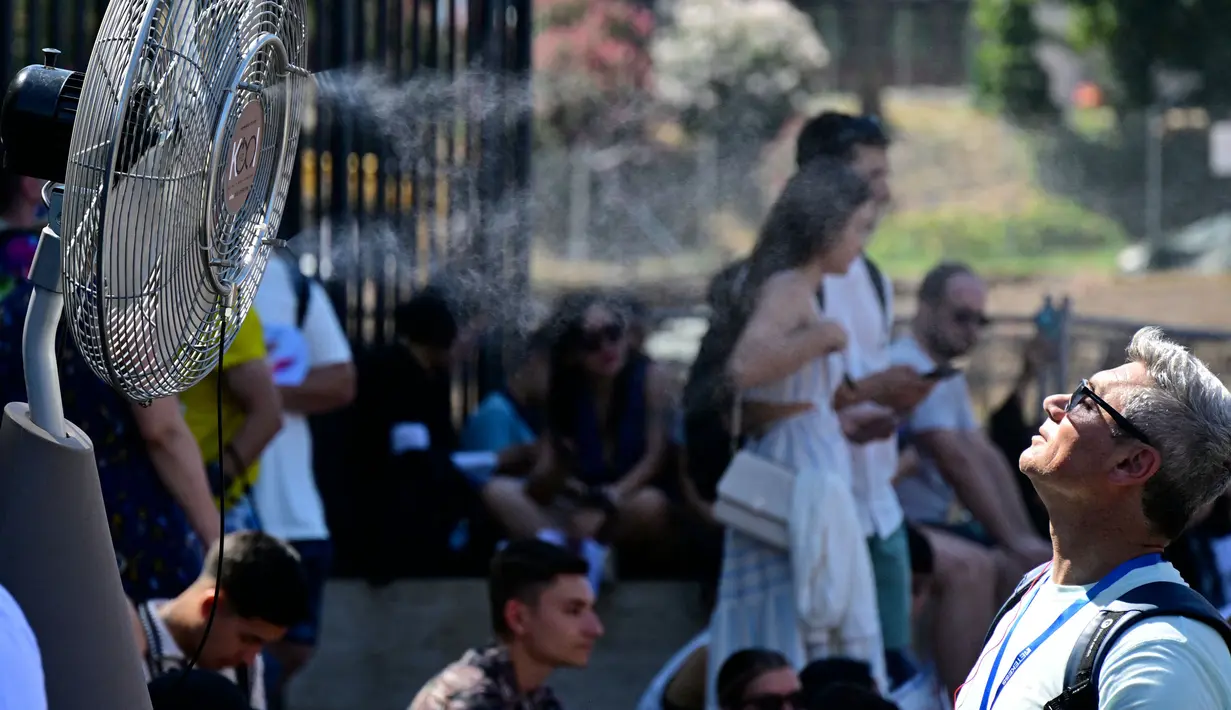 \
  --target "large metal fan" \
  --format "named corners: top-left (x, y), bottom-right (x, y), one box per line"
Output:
top-left (0, 0), bottom-right (309, 707)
